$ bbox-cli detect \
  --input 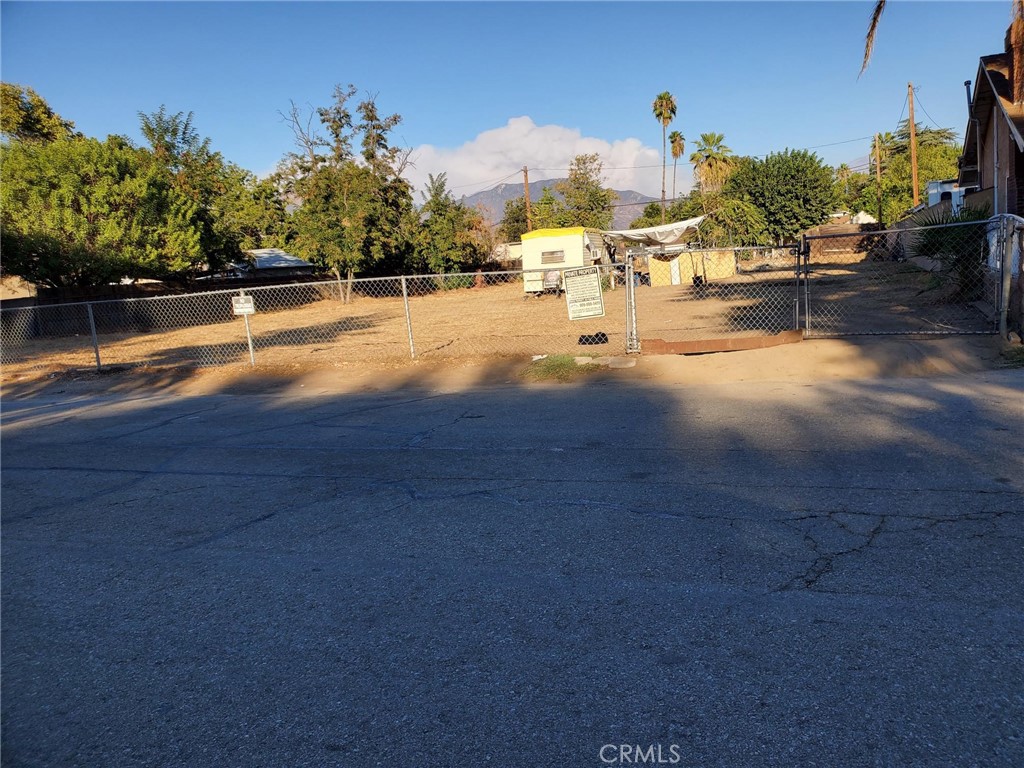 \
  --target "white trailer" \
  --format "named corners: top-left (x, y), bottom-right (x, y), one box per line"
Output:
top-left (520, 227), bottom-right (609, 294)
